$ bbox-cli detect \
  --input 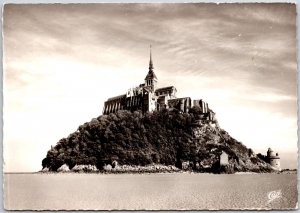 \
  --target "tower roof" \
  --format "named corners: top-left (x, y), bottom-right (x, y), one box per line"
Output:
top-left (145, 71), bottom-right (157, 80)
top-left (145, 45), bottom-right (157, 80)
